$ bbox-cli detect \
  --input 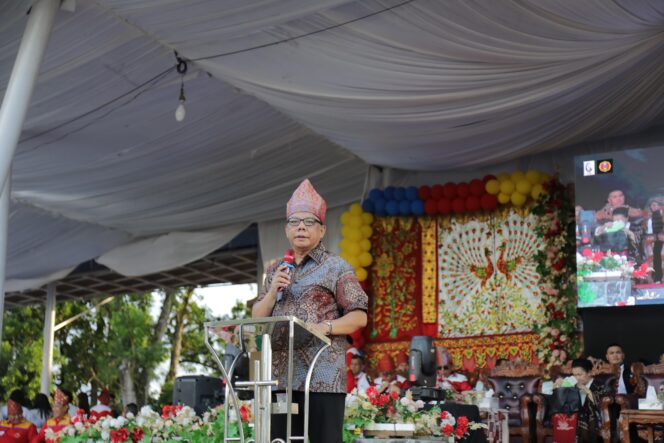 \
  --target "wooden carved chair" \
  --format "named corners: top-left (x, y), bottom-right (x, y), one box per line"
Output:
top-left (487, 361), bottom-right (542, 443)
top-left (626, 363), bottom-right (664, 442)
